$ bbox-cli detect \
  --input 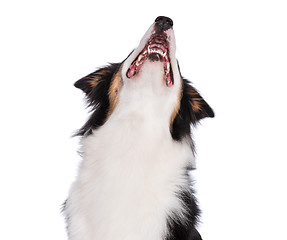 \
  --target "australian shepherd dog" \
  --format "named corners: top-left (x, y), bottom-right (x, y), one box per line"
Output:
top-left (63, 16), bottom-right (214, 240)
